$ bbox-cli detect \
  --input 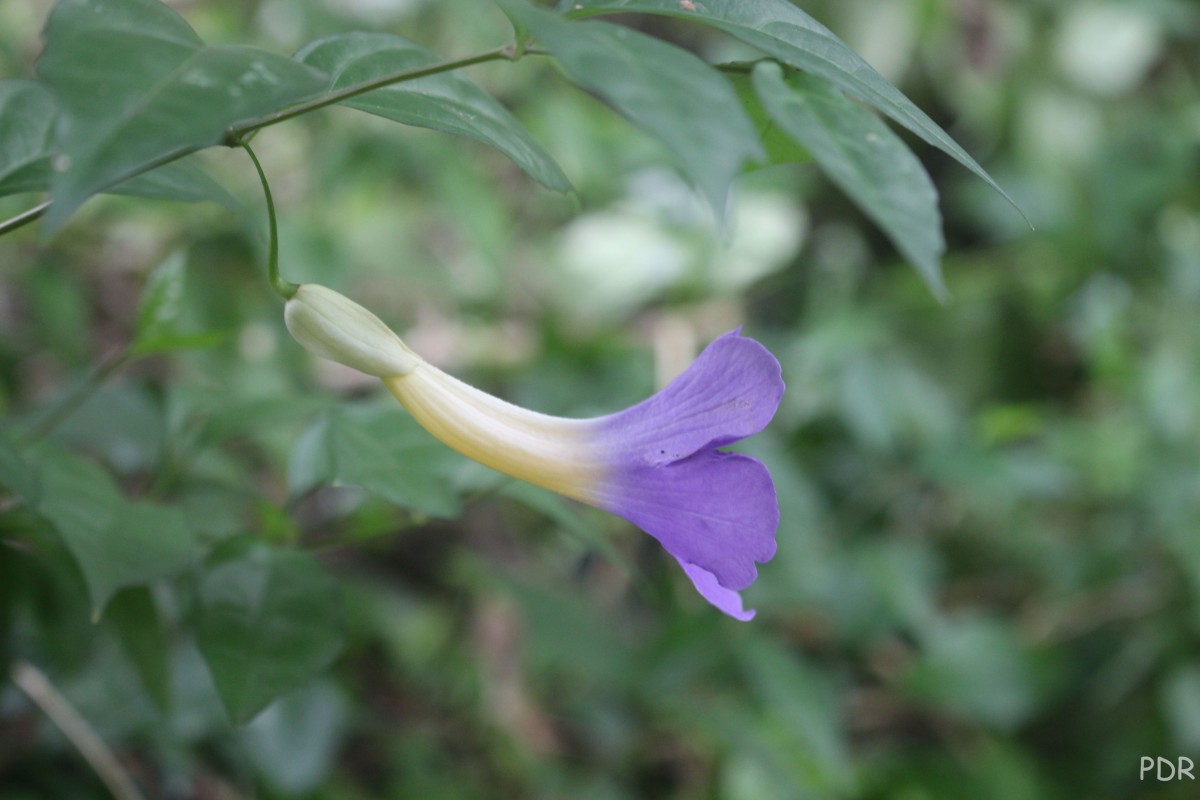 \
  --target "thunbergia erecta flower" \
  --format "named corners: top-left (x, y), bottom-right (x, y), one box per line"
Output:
top-left (285, 284), bottom-right (783, 620)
